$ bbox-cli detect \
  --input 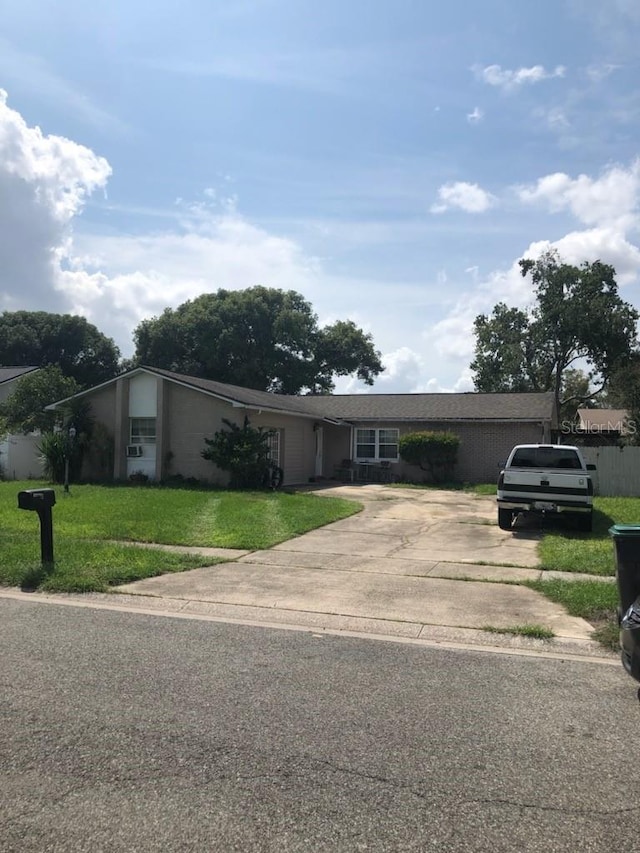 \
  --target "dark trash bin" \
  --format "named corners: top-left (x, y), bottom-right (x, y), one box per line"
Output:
top-left (609, 524), bottom-right (640, 684)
